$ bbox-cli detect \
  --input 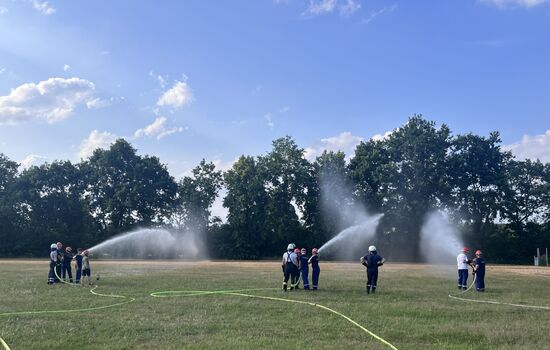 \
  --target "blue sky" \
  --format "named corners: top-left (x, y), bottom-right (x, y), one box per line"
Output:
top-left (1, 0), bottom-right (550, 179)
